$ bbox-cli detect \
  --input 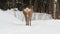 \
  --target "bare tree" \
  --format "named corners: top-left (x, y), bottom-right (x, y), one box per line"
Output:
top-left (34, 0), bottom-right (38, 12)
top-left (13, 0), bottom-right (17, 17)
top-left (53, 0), bottom-right (57, 19)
